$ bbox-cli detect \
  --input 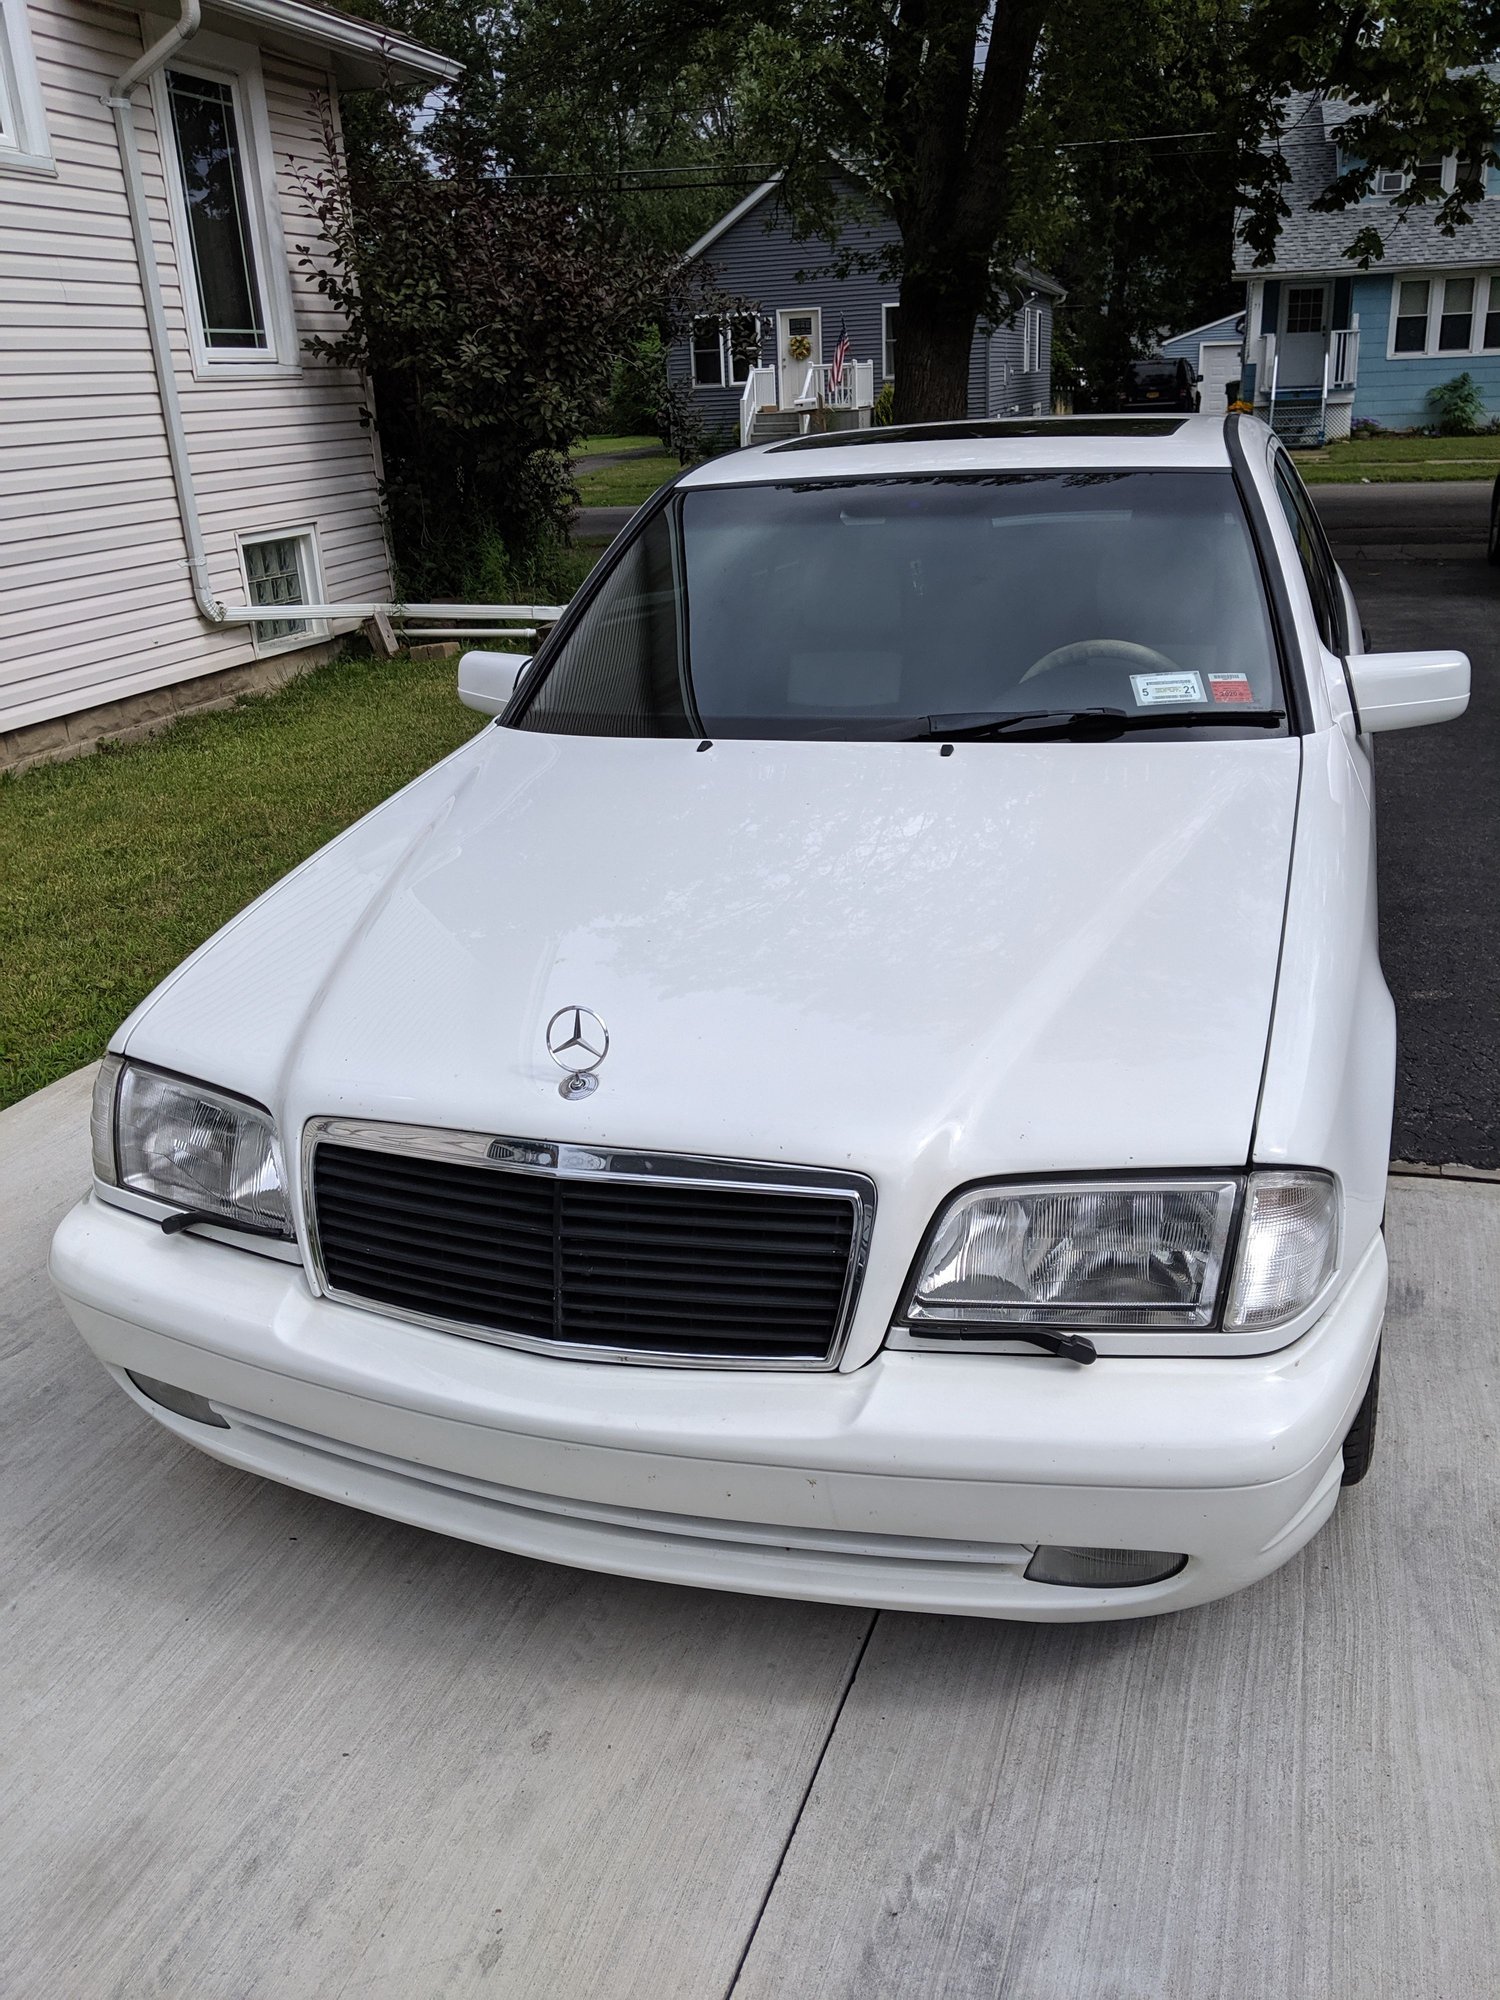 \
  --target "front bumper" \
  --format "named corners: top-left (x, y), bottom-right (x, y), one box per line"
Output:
top-left (51, 1194), bottom-right (1386, 1622)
